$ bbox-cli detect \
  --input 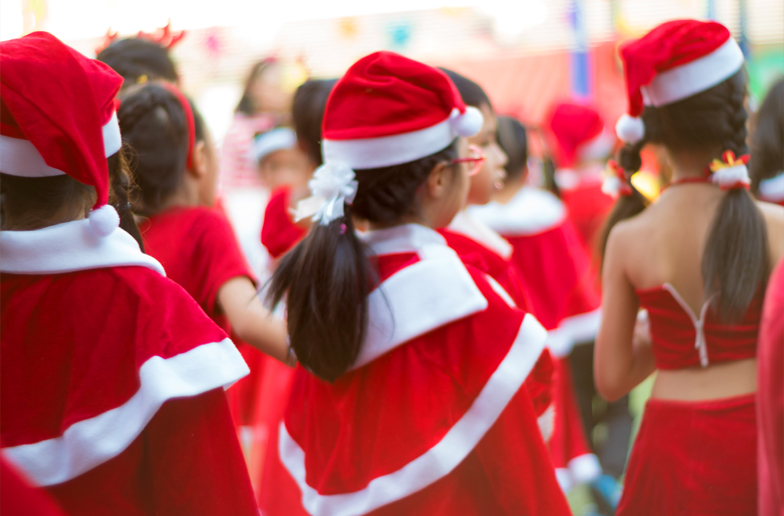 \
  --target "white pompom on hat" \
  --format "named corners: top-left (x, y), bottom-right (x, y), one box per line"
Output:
top-left (615, 20), bottom-right (745, 144)
top-left (0, 32), bottom-right (124, 237)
